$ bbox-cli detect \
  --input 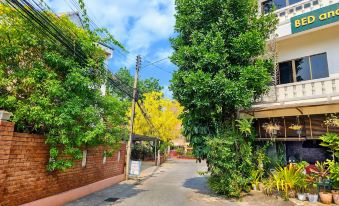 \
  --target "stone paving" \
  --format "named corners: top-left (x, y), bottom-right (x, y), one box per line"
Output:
top-left (67, 159), bottom-right (295, 206)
